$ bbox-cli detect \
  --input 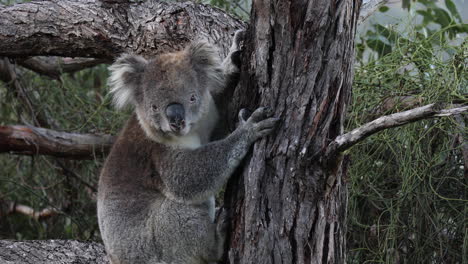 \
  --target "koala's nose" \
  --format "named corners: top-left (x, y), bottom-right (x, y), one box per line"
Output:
top-left (166, 103), bottom-right (185, 131)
